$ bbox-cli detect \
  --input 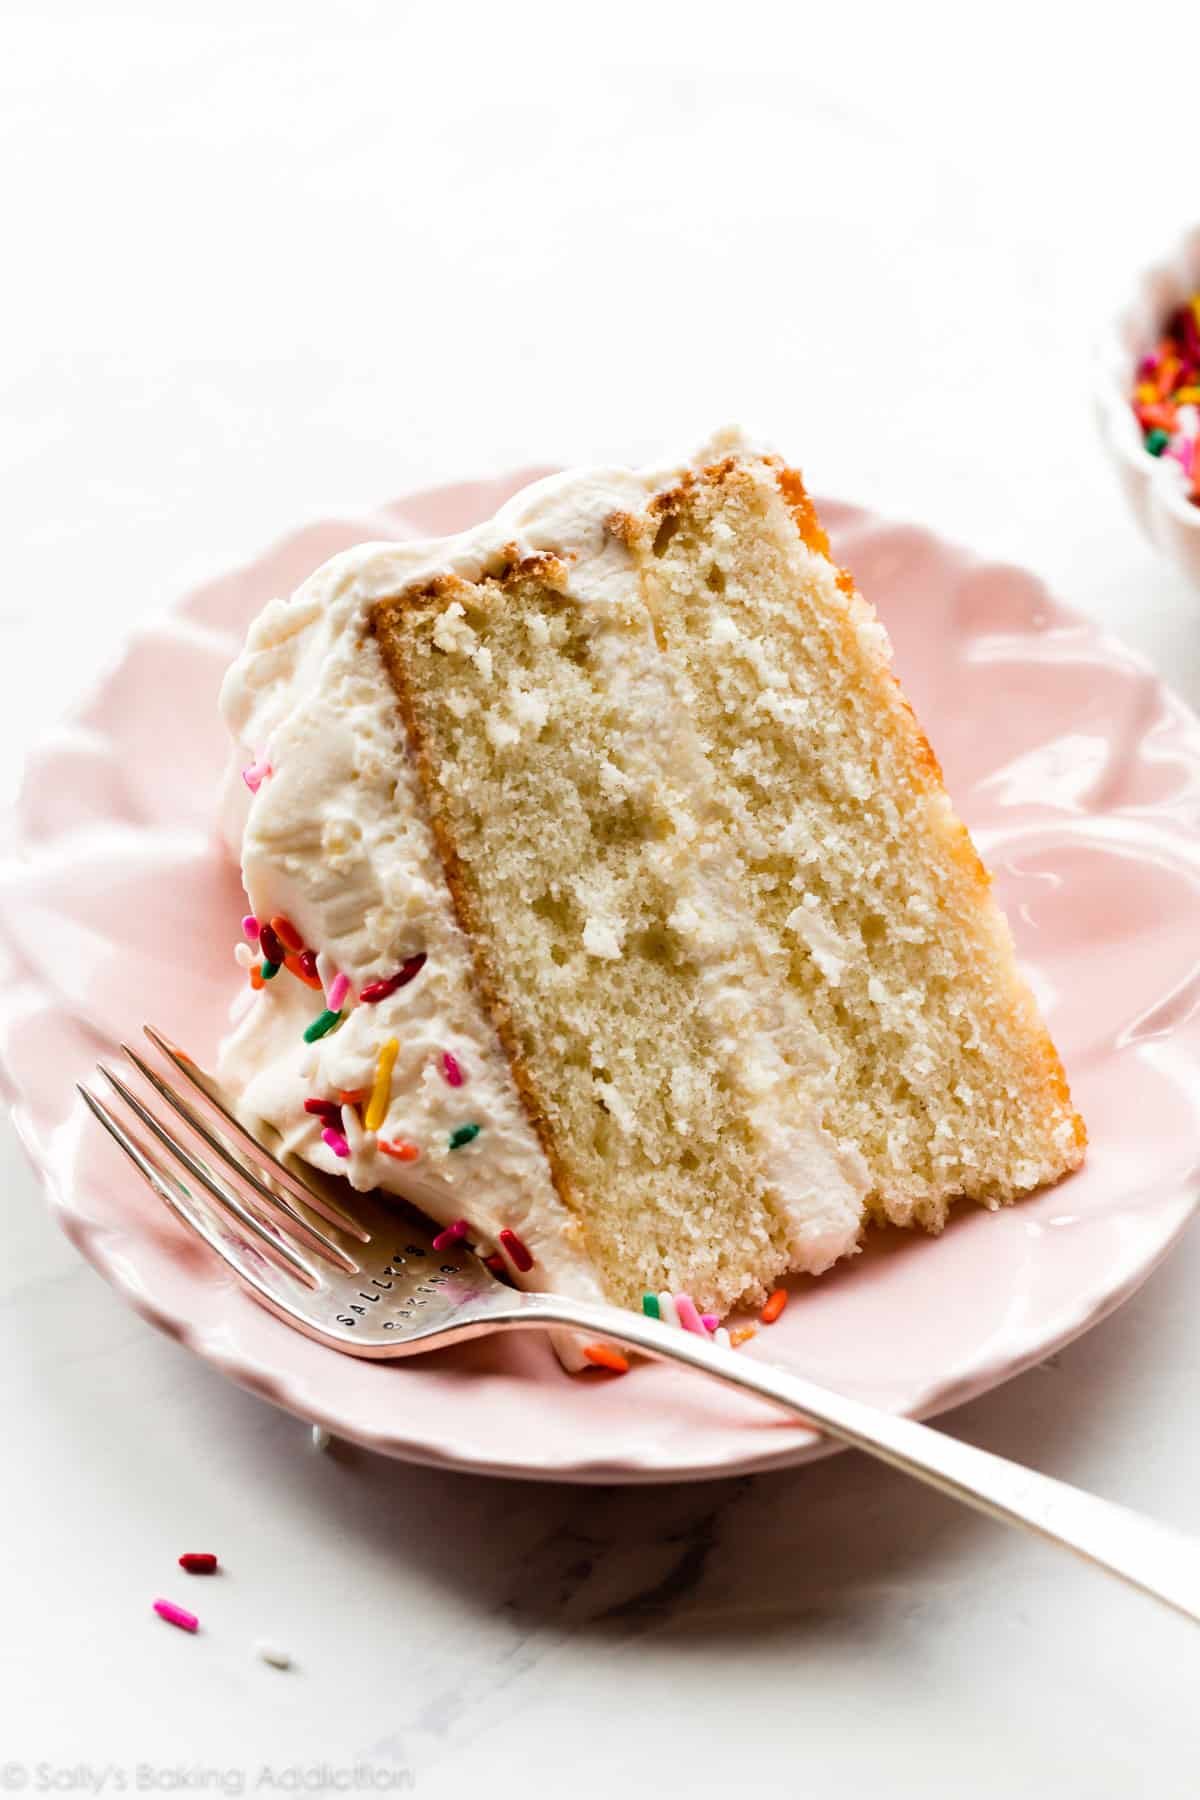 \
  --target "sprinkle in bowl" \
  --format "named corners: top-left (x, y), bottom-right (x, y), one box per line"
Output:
top-left (1095, 222), bottom-right (1200, 588)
